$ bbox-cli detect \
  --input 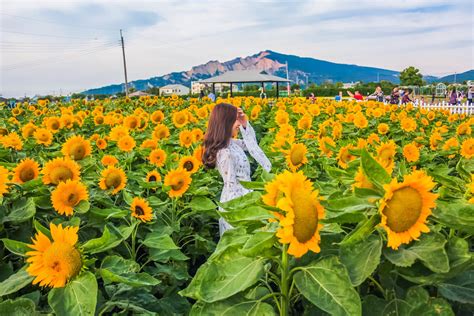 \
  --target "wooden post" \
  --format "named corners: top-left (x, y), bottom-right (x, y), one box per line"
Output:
top-left (212, 83), bottom-right (215, 96)
top-left (276, 82), bottom-right (279, 99)
top-left (230, 83), bottom-right (233, 97)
